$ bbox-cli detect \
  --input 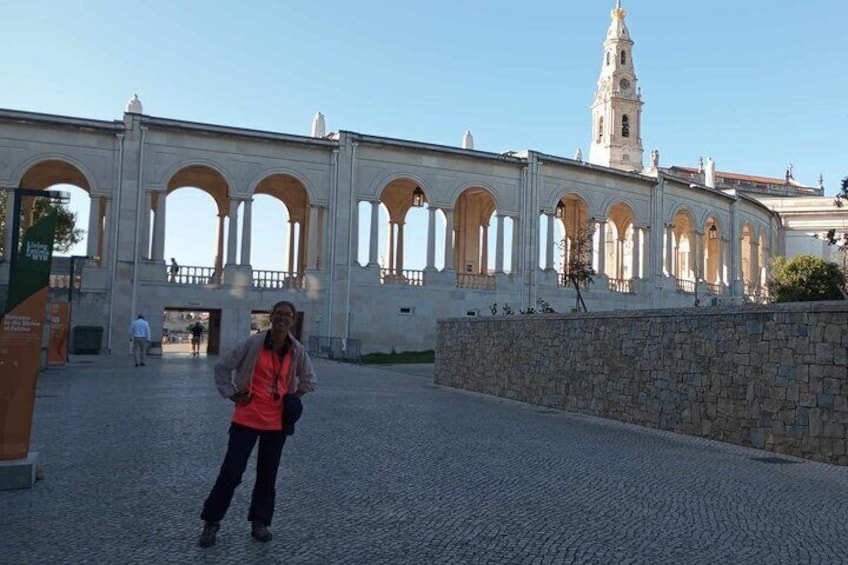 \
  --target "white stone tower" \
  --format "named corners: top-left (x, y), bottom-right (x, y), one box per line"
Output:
top-left (588, 1), bottom-right (644, 173)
